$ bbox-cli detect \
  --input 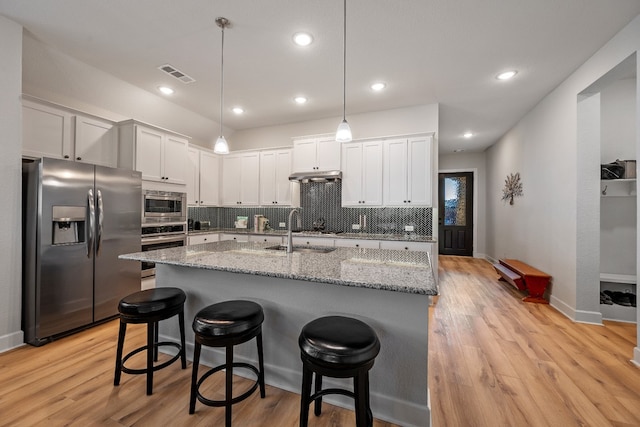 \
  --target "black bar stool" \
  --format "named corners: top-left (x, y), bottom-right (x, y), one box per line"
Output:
top-left (189, 300), bottom-right (266, 427)
top-left (113, 287), bottom-right (187, 395)
top-left (298, 315), bottom-right (380, 427)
